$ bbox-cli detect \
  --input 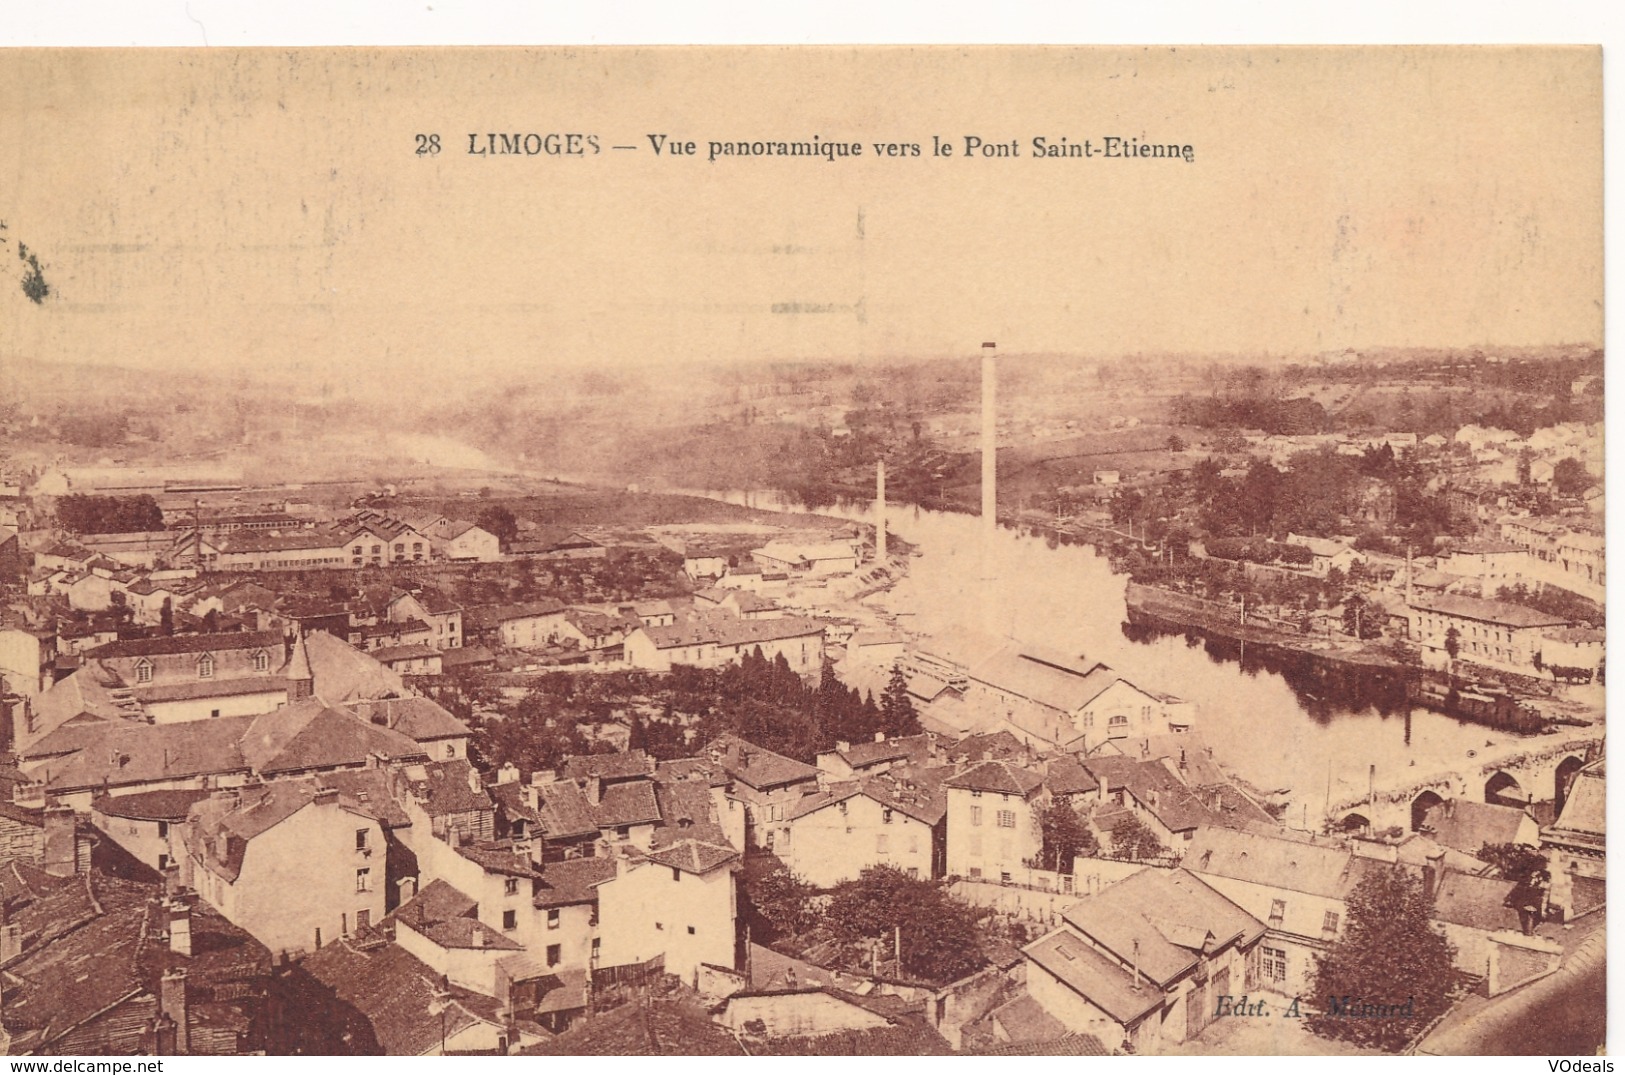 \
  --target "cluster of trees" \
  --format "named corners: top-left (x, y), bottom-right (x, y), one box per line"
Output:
top-left (1033, 801), bottom-right (1098, 872)
top-left (747, 863), bottom-right (988, 984)
top-left (1496, 584), bottom-right (1604, 628)
top-left (1171, 393), bottom-right (1329, 435)
top-left (55, 493), bottom-right (164, 534)
top-left (1204, 537), bottom-right (1314, 566)
top-left (461, 649), bottom-right (922, 778)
